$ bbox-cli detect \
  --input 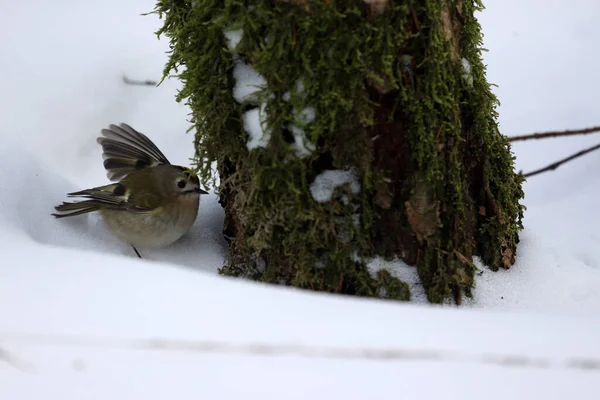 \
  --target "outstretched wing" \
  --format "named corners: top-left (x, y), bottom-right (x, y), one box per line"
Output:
top-left (97, 123), bottom-right (171, 181)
